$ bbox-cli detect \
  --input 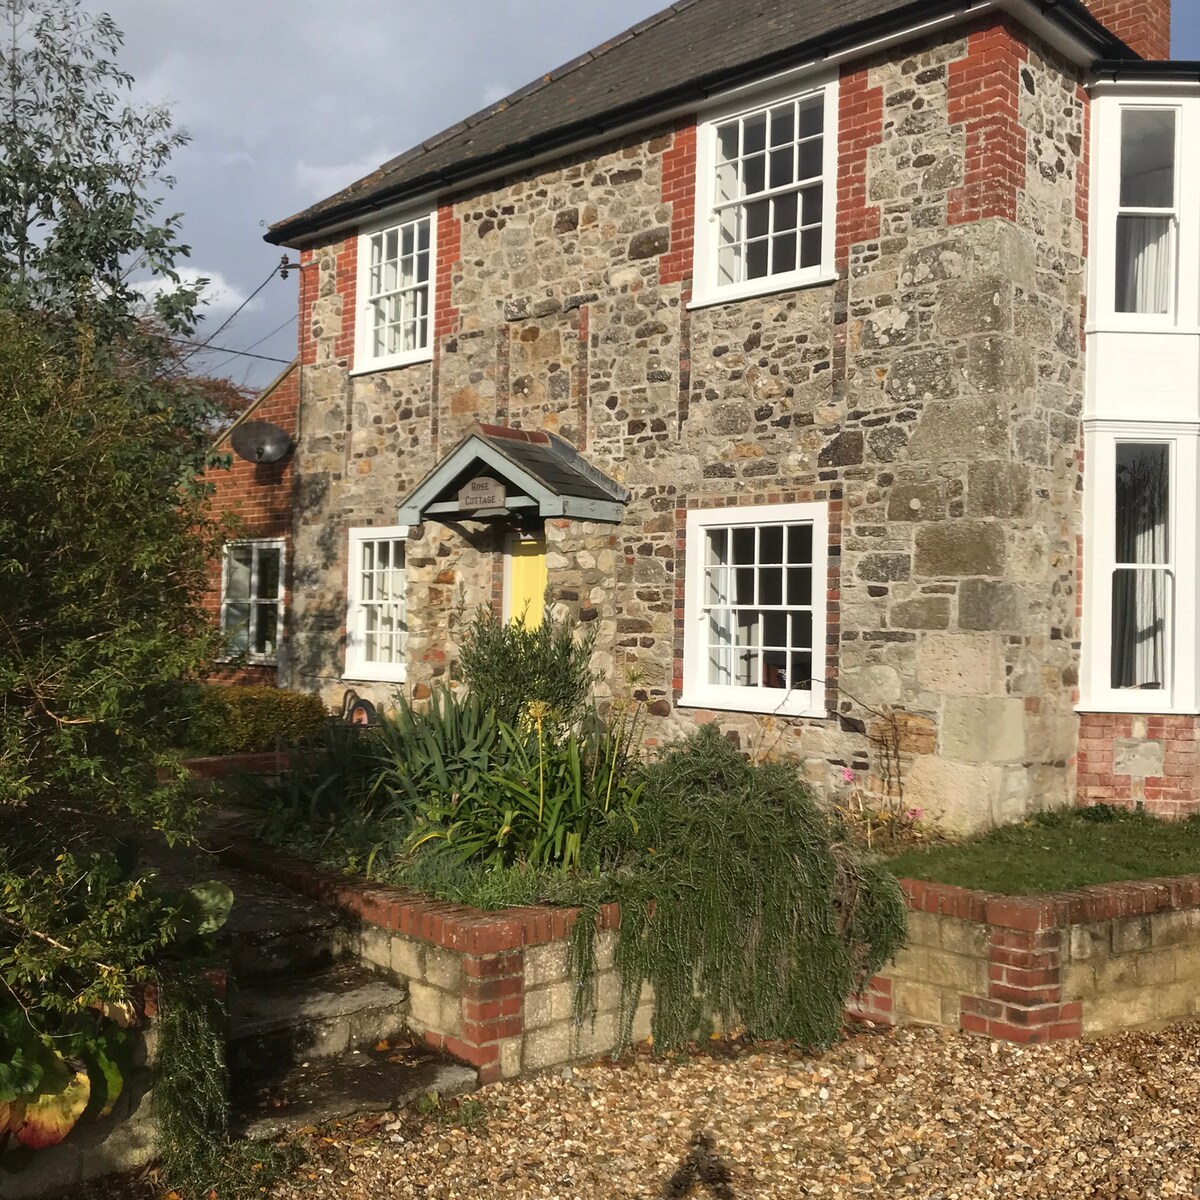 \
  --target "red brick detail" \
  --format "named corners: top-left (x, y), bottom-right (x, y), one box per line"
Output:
top-left (1077, 83), bottom-right (1091, 265)
top-left (333, 236), bottom-right (358, 363)
top-left (845, 974), bottom-right (894, 1026)
top-left (660, 121), bottom-right (696, 288)
top-left (1077, 712), bottom-right (1200, 818)
top-left (435, 203), bottom-right (462, 340)
top-left (179, 750), bottom-right (291, 780)
top-left (199, 363), bottom-right (299, 683)
top-left (836, 63), bottom-right (883, 266)
top-left (1083, 0), bottom-right (1171, 60)
top-left (947, 22), bottom-right (1028, 227)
